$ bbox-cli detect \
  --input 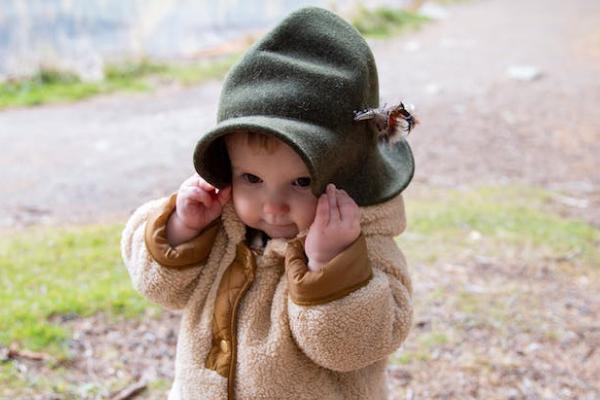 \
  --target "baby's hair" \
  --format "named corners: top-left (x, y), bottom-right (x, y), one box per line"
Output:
top-left (232, 130), bottom-right (281, 154)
